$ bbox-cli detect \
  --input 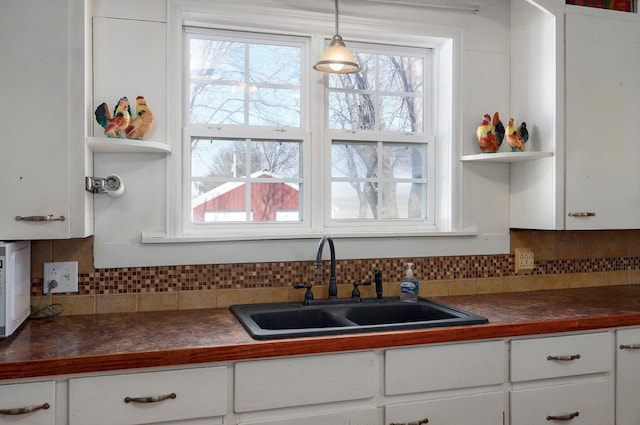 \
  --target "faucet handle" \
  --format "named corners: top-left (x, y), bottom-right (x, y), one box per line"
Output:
top-left (351, 280), bottom-right (371, 301)
top-left (294, 283), bottom-right (314, 305)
